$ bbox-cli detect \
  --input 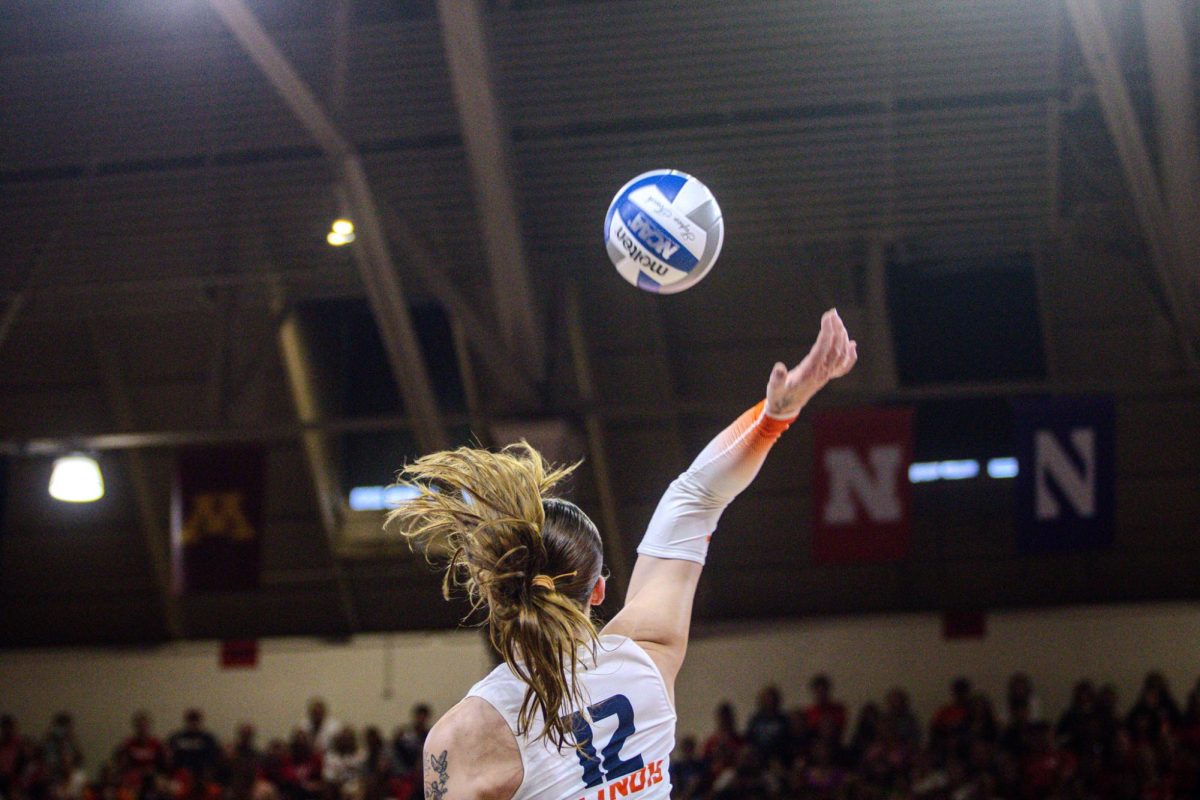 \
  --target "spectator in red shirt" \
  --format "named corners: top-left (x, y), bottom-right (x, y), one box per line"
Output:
top-left (702, 703), bottom-right (744, 762)
top-left (698, 702), bottom-right (745, 794)
top-left (260, 739), bottom-right (296, 800)
top-left (286, 731), bottom-right (322, 800)
top-left (932, 677), bottom-right (974, 744)
top-left (803, 674), bottom-right (848, 745)
top-left (173, 767), bottom-right (221, 800)
top-left (115, 712), bottom-right (166, 786)
top-left (1022, 722), bottom-right (1078, 800)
